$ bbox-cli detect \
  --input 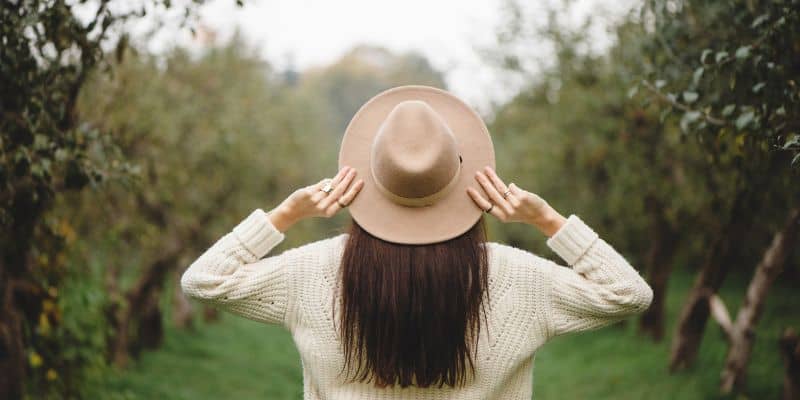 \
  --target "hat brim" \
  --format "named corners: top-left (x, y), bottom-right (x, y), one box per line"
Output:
top-left (338, 85), bottom-right (495, 244)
